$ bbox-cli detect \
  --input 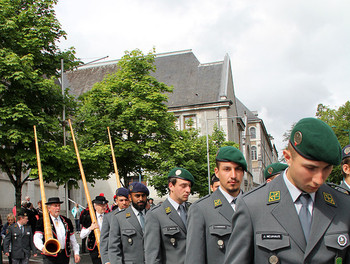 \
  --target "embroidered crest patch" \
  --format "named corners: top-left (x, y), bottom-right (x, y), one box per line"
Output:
top-left (268, 191), bottom-right (280, 202)
top-left (214, 199), bottom-right (222, 207)
top-left (323, 192), bottom-right (335, 205)
top-left (165, 207), bottom-right (171, 214)
top-left (126, 212), bottom-right (131, 218)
